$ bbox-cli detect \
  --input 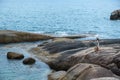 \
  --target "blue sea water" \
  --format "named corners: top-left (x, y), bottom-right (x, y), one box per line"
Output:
top-left (0, 0), bottom-right (120, 80)
top-left (0, 42), bottom-right (51, 80)
top-left (0, 0), bottom-right (120, 38)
